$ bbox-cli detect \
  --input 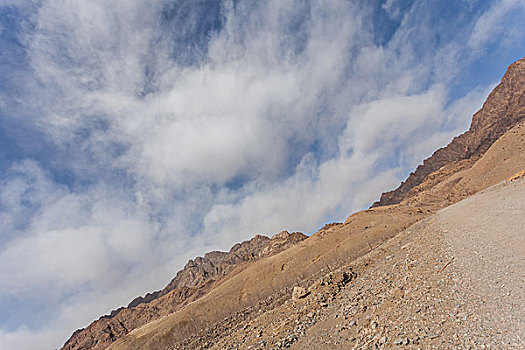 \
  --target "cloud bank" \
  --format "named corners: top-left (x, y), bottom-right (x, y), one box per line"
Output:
top-left (0, 0), bottom-right (524, 348)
